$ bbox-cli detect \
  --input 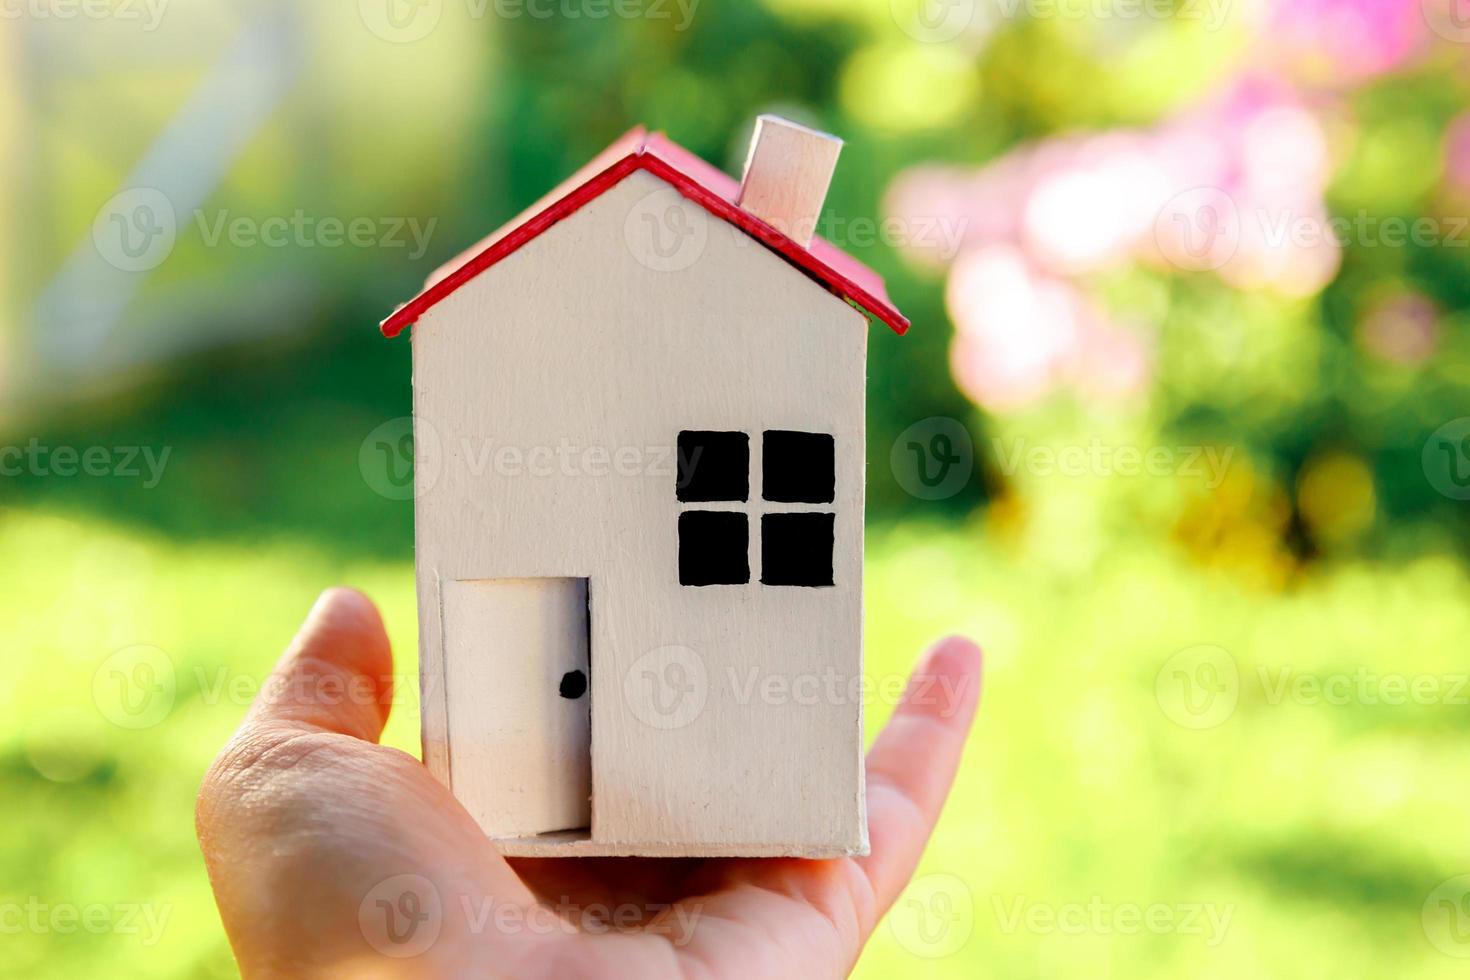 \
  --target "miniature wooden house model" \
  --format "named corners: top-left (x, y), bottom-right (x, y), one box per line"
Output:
top-left (381, 116), bottom-right (908, 857)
